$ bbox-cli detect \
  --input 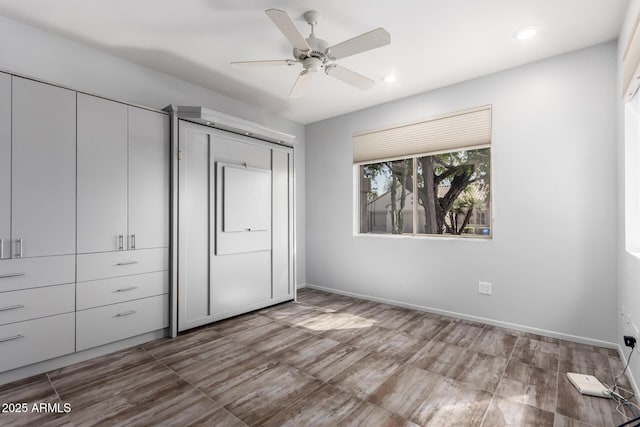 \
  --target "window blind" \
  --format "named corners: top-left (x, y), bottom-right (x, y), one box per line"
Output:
top-left (623, 14), bottom-right (640, 101)
top-left (353, 105), bottom-right (491, 164)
